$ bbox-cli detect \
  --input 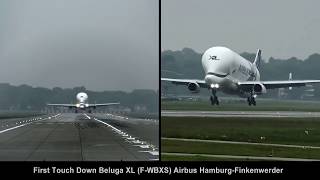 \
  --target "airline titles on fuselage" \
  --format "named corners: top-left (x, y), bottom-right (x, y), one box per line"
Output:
top-left (209, 55), bottom-right (219, 60)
